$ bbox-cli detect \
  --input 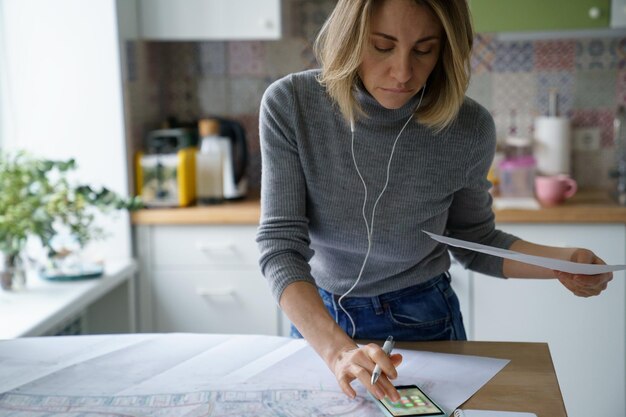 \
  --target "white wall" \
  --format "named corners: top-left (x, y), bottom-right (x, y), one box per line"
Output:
top-left (0, 0), bottom-right (131, 261)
